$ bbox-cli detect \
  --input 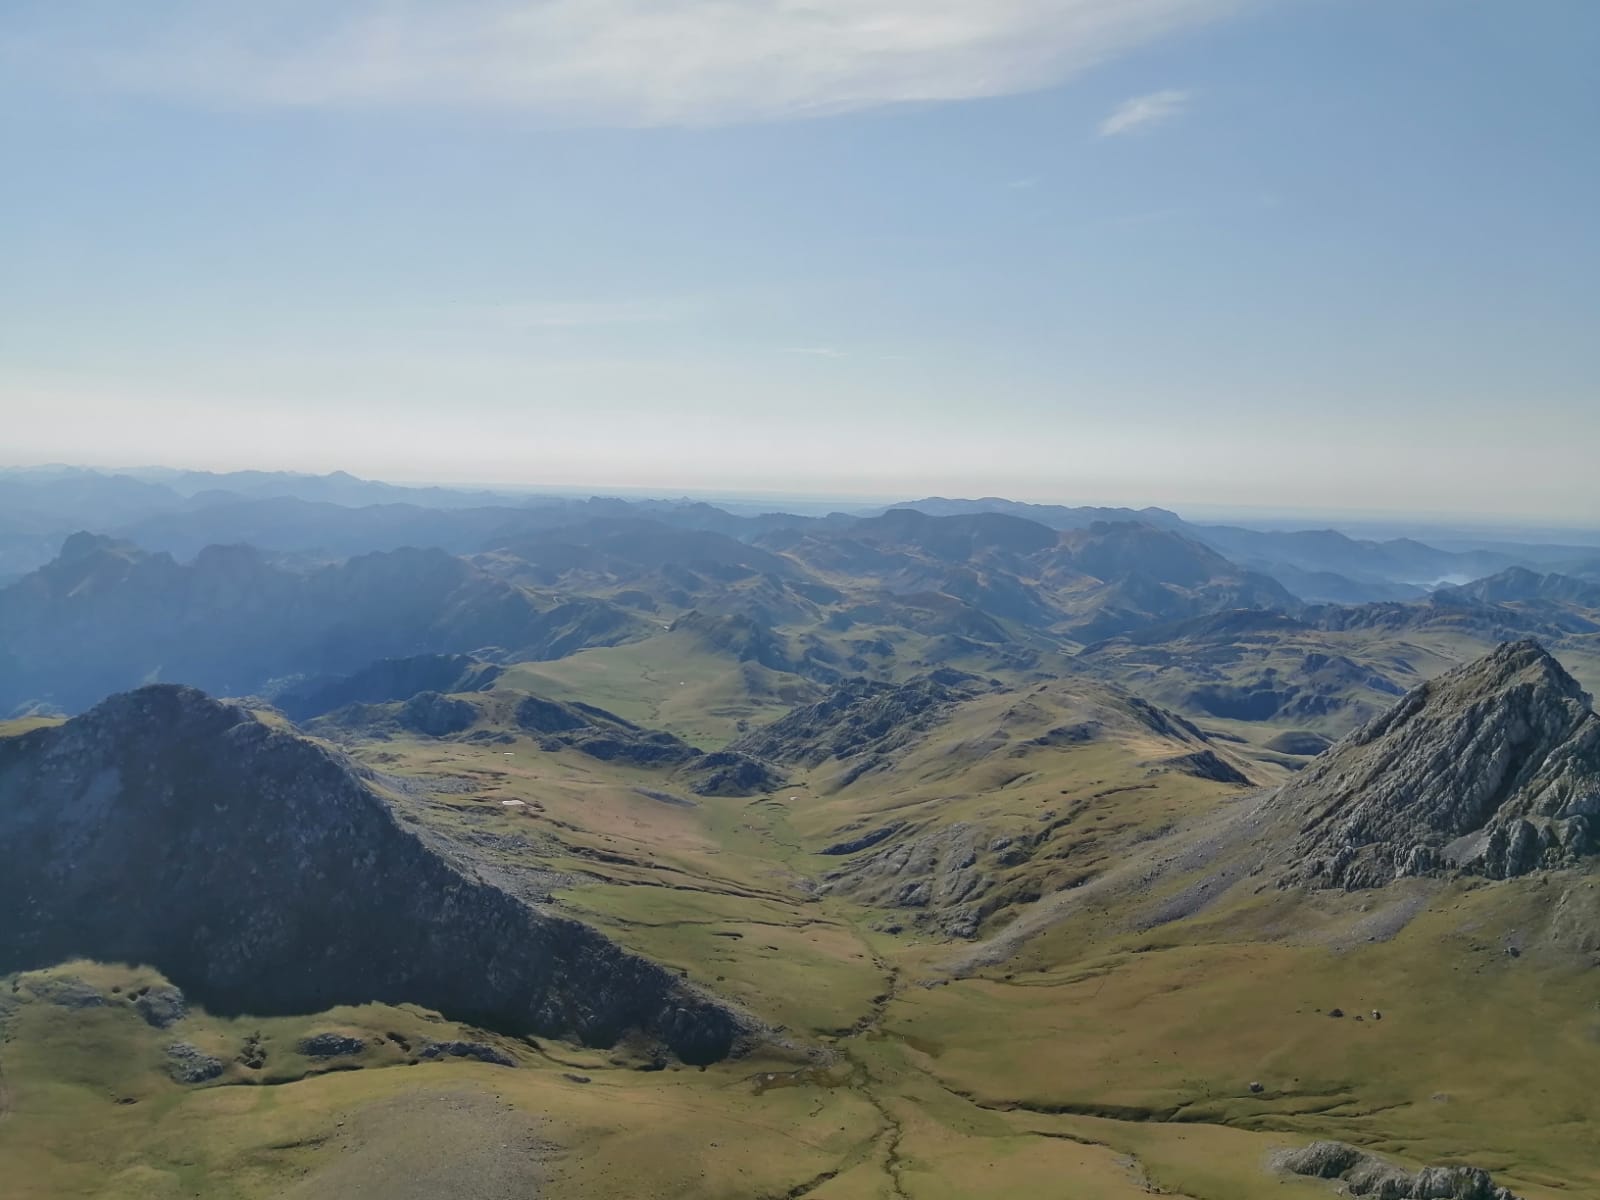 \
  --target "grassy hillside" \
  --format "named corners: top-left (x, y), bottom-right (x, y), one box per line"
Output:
top-left (6, 655), bottom-right (1598, 1198)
